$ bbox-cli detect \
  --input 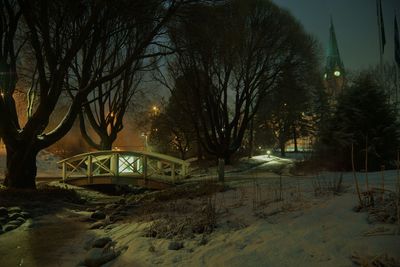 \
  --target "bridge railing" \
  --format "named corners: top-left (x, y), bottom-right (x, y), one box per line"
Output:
top-left (58, 150), bottom-right (190, 184)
